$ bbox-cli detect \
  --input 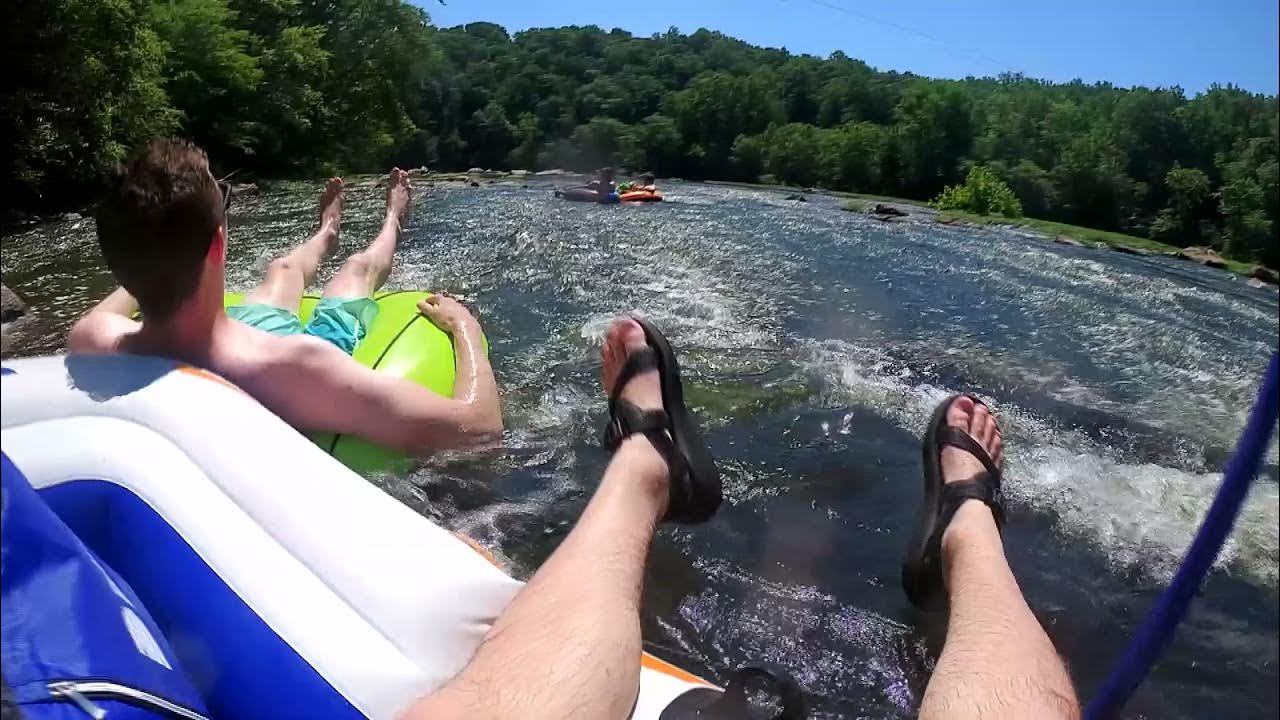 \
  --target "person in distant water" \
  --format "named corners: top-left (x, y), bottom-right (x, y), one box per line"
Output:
top-left (619, 172), bottom-right (657, 194)
top-left (69, 139), bottom-right (502, 451)
top-left (584, 166), bottom-right (617, 200)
